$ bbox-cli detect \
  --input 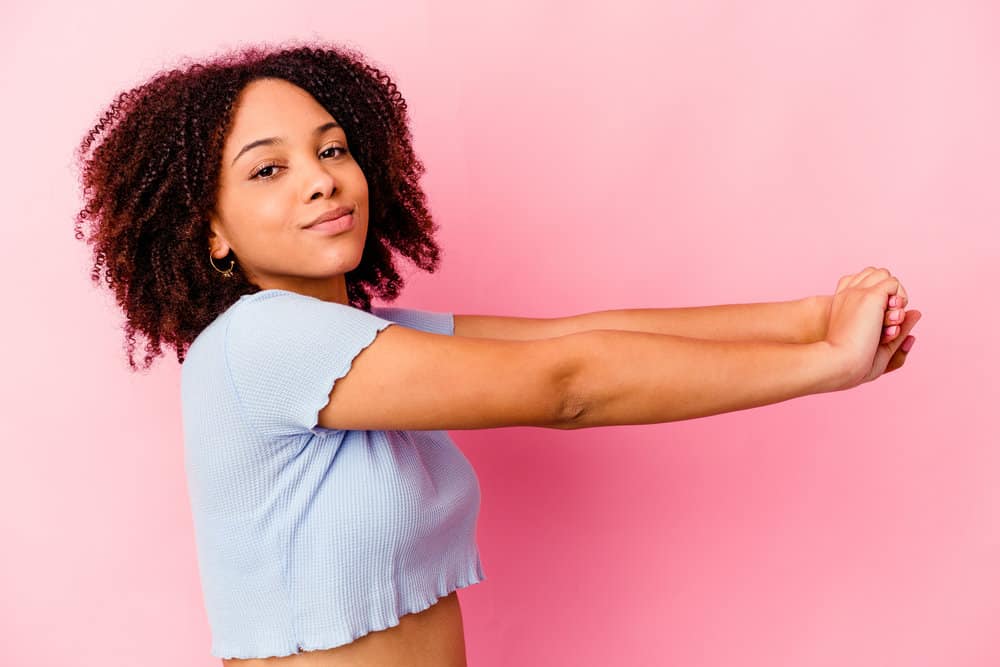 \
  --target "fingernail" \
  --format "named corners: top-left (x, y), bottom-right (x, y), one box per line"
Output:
top-left (901, 336), bottom-right (915, 353)
top-left (890, 296), bottom-right (898, 307)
